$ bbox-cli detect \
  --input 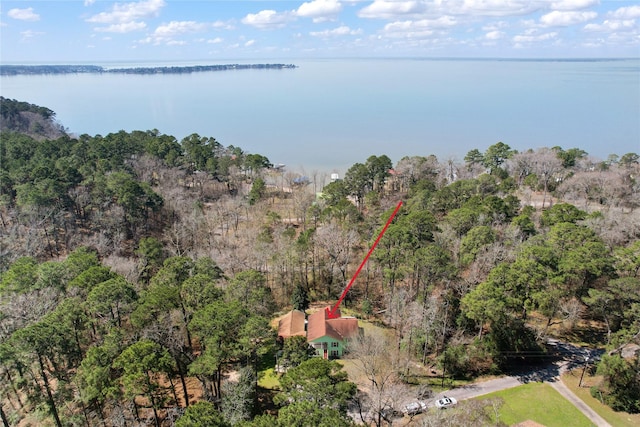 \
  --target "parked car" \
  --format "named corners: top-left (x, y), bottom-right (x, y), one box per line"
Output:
top-left (380, 407), bottom-right (402, 422)
top-left (435, 396), bottom-right (457, 409)
top-left (415, 384), bottom-right (434, 400)
top-left (403, 400), bottom-right (428, 416)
